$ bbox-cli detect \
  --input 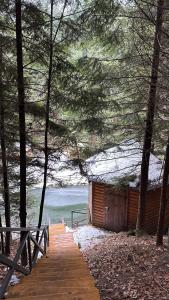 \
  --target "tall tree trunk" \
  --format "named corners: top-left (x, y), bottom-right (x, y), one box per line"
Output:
top-left (136, 0), bottom-right (164, 233)
top-left (37, 0), bottom-right (54, 231)
top-left (15, 0), bottom-right (27, 264)
top-left (156, 137), bottom-right (169, 245)
top-left (0, 48), bottom-right (11, 255)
